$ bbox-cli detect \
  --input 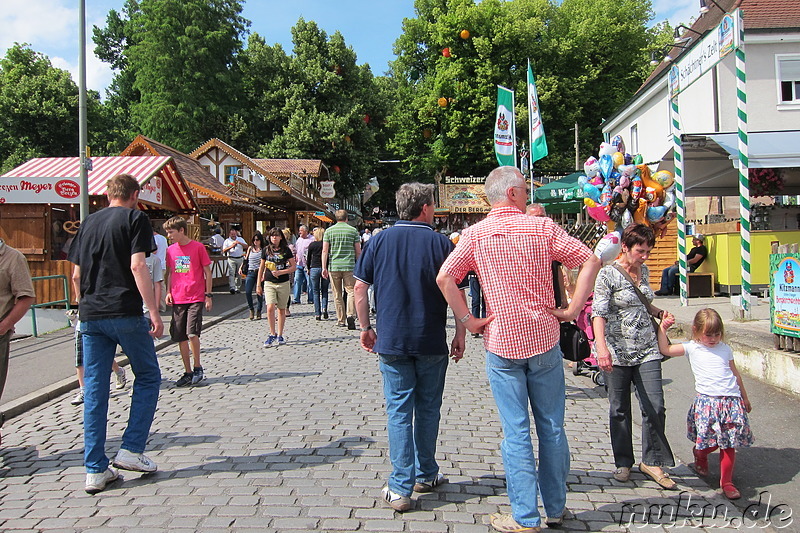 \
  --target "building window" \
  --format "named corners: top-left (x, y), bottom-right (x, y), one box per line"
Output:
top-left (224, 165), bottom-right (241, 184)
top-left (778, 56), bottom-right (800, 103)
top-left (629, 124), bottom-right (639, 154)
